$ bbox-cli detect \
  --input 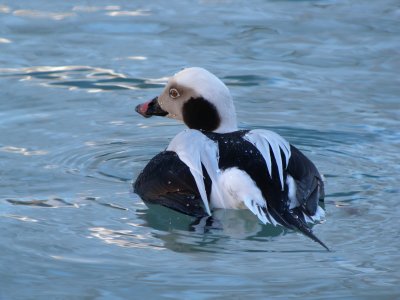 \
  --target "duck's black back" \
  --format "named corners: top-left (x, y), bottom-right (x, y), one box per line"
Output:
top-left (204, 130), bottom-right (288, 211)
